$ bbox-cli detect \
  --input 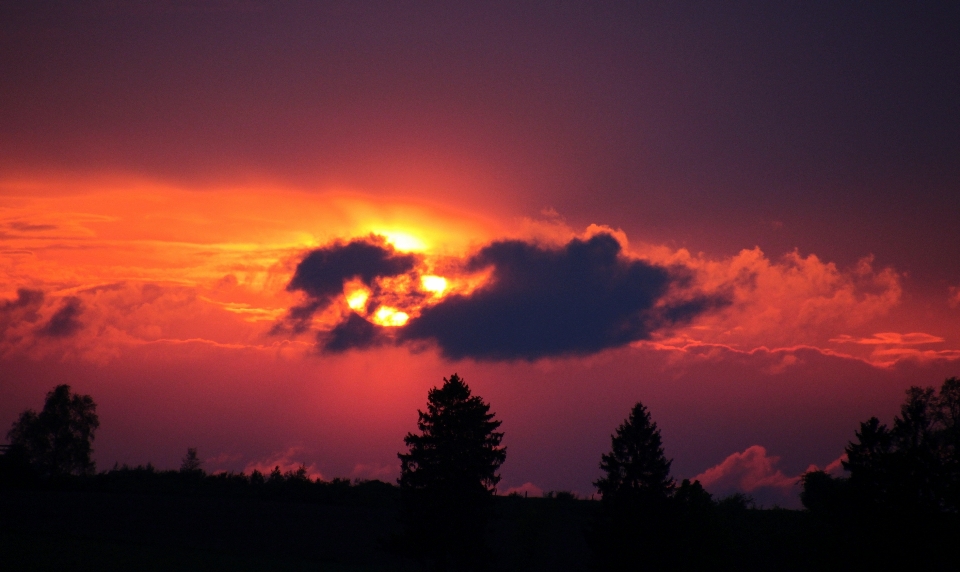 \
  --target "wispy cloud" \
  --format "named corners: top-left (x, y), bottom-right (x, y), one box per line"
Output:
top-left (831, 332), bottom-right (945, 346)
